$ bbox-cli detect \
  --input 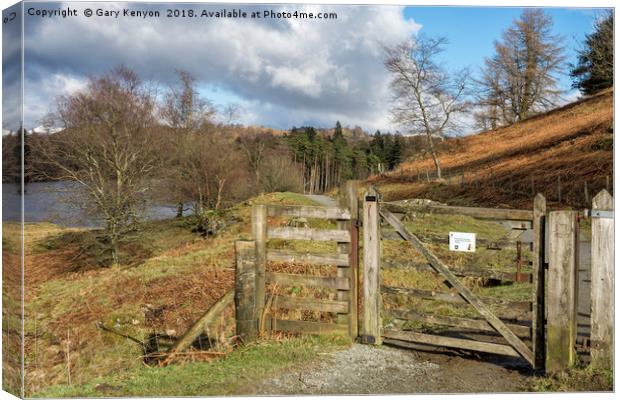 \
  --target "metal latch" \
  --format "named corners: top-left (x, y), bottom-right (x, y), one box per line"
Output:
top-left (585, 209), bottom-right (614, 219)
